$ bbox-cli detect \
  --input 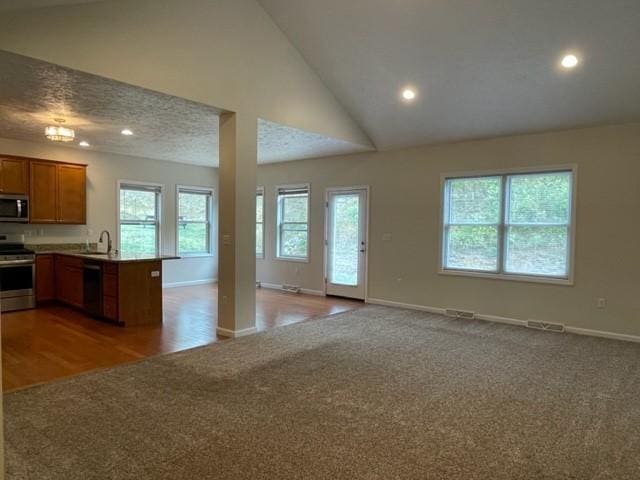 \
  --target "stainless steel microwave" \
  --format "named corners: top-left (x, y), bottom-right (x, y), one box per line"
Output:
top-left (0, 195), bottom-right (29, 223)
